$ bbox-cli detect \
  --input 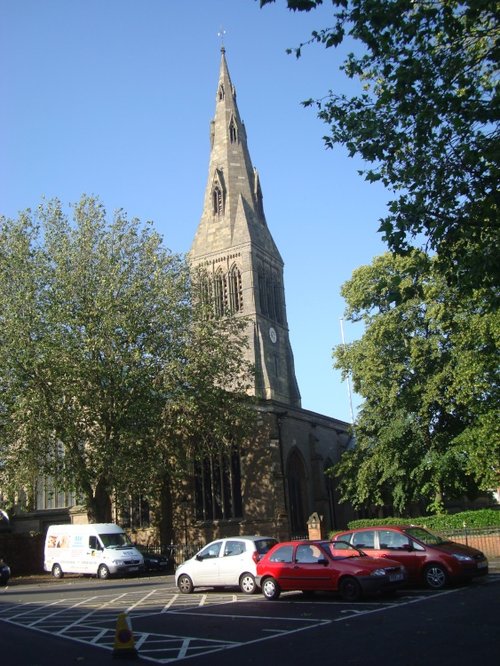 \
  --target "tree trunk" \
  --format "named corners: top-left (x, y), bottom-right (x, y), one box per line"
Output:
top-left (158, 474), bottom-right (174, 549)
top-left (86, 478), bottom-right (112, 523)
